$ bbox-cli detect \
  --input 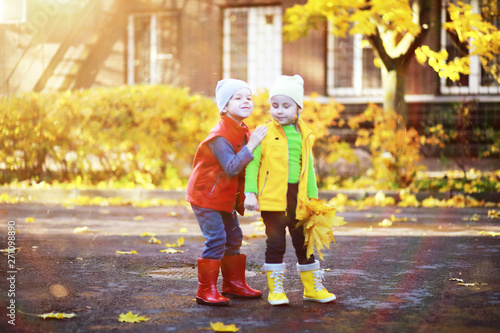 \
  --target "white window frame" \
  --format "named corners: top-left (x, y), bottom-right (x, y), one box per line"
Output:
top-left (440, 0), bottom-right (500, 95)
top-left (327, 24), bottom-right (383, 98)
top-left (222, 6), bottom-right (282, 91)
top-left (127, 12), bottom-right (177, 85)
